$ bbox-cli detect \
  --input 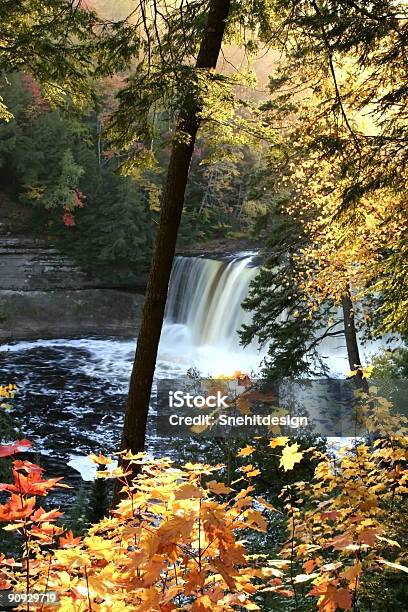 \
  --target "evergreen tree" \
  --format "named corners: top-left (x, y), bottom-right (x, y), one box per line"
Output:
top-left (0, 73), bottom-right (153, 283)
top-left (240, 172), bottom-right (344, 380)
